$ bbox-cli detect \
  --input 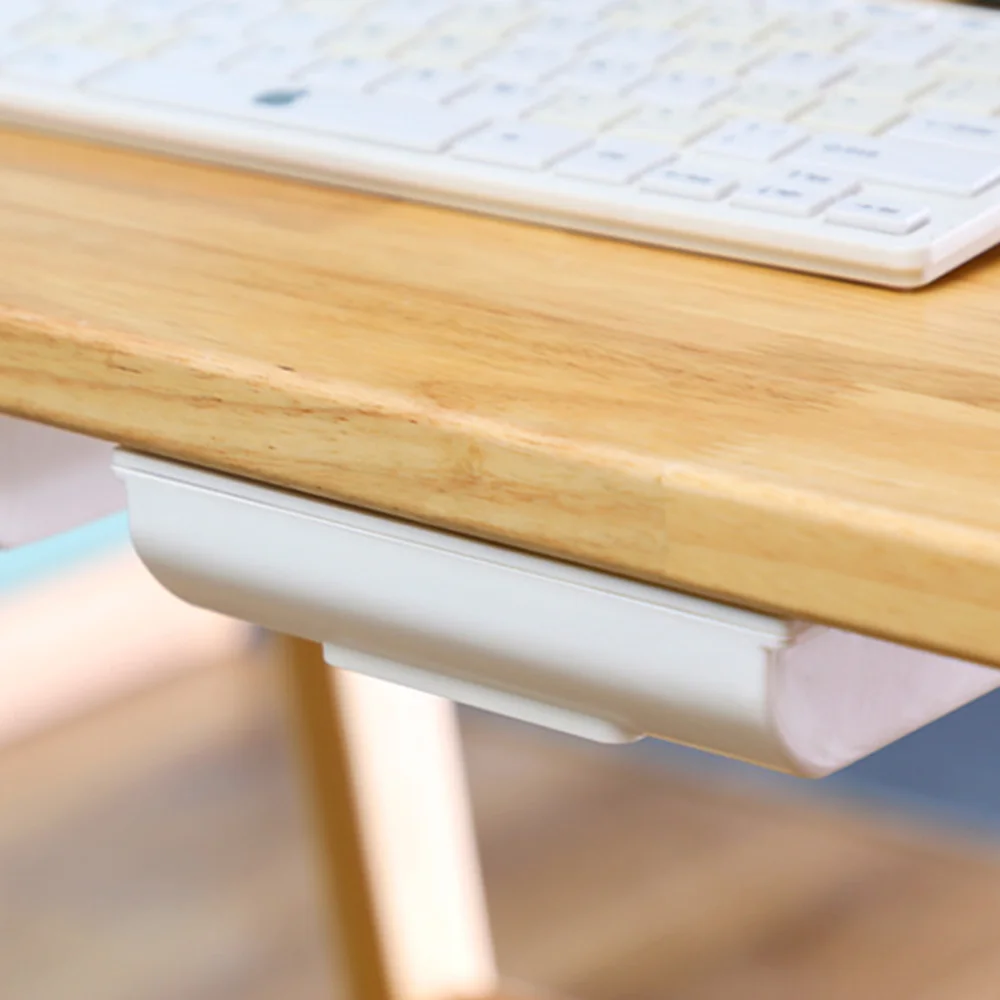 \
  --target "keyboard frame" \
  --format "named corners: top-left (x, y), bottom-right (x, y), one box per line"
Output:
top-left (2, 1), bottom-right (1000, 288)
